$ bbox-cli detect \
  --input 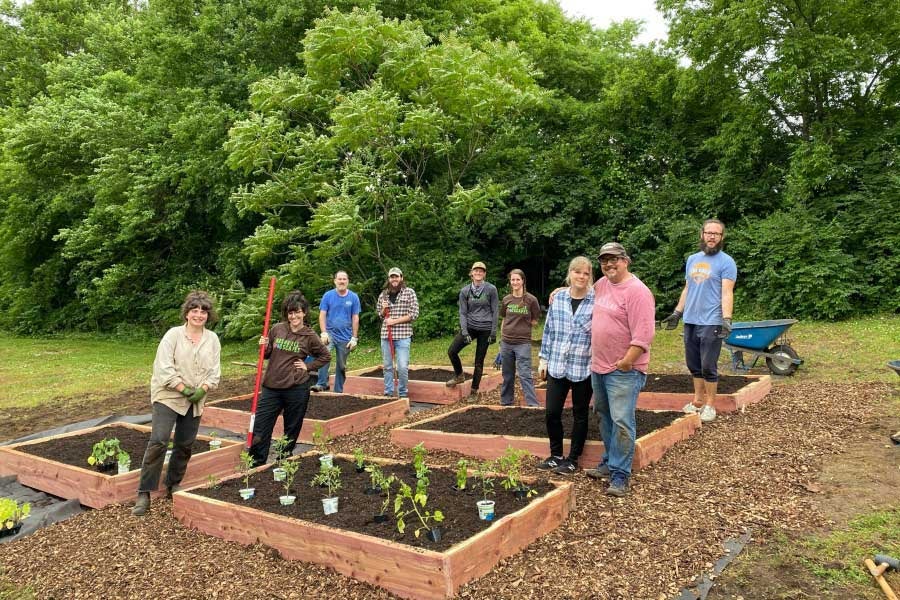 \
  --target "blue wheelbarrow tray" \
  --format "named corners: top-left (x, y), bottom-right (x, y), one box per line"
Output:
top-left (888, 360), bottom-right (900, 376)
top-left (725, 319), bottom-right (803, 375)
